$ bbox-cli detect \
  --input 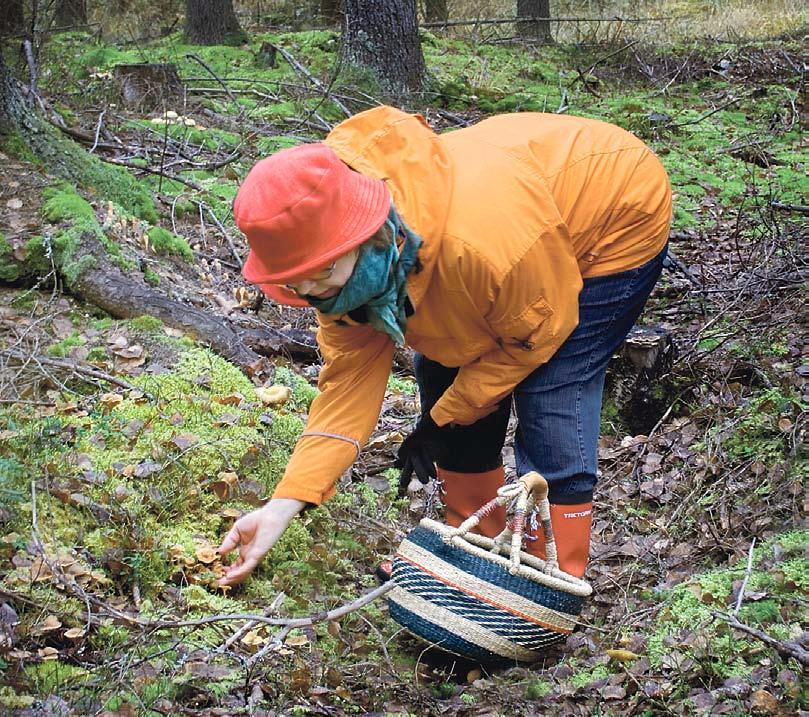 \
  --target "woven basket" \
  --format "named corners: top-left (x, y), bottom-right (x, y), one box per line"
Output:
top-left (388, 472), bottom-right (592, 663)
